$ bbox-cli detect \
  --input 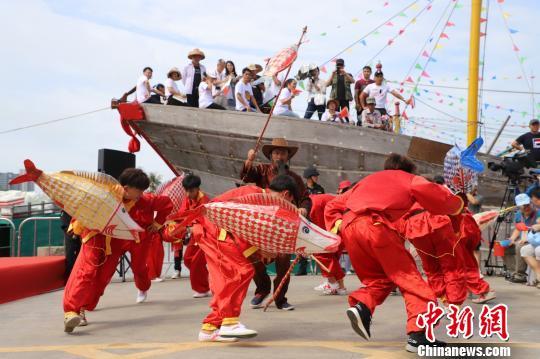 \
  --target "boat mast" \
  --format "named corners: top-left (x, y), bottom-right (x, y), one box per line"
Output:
top-left (466, 0), bottom-right (483, 145)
